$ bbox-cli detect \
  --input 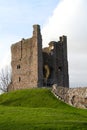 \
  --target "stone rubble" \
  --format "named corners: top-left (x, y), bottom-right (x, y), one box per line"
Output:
top-left (52, 84), bottom-right (87, 109)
